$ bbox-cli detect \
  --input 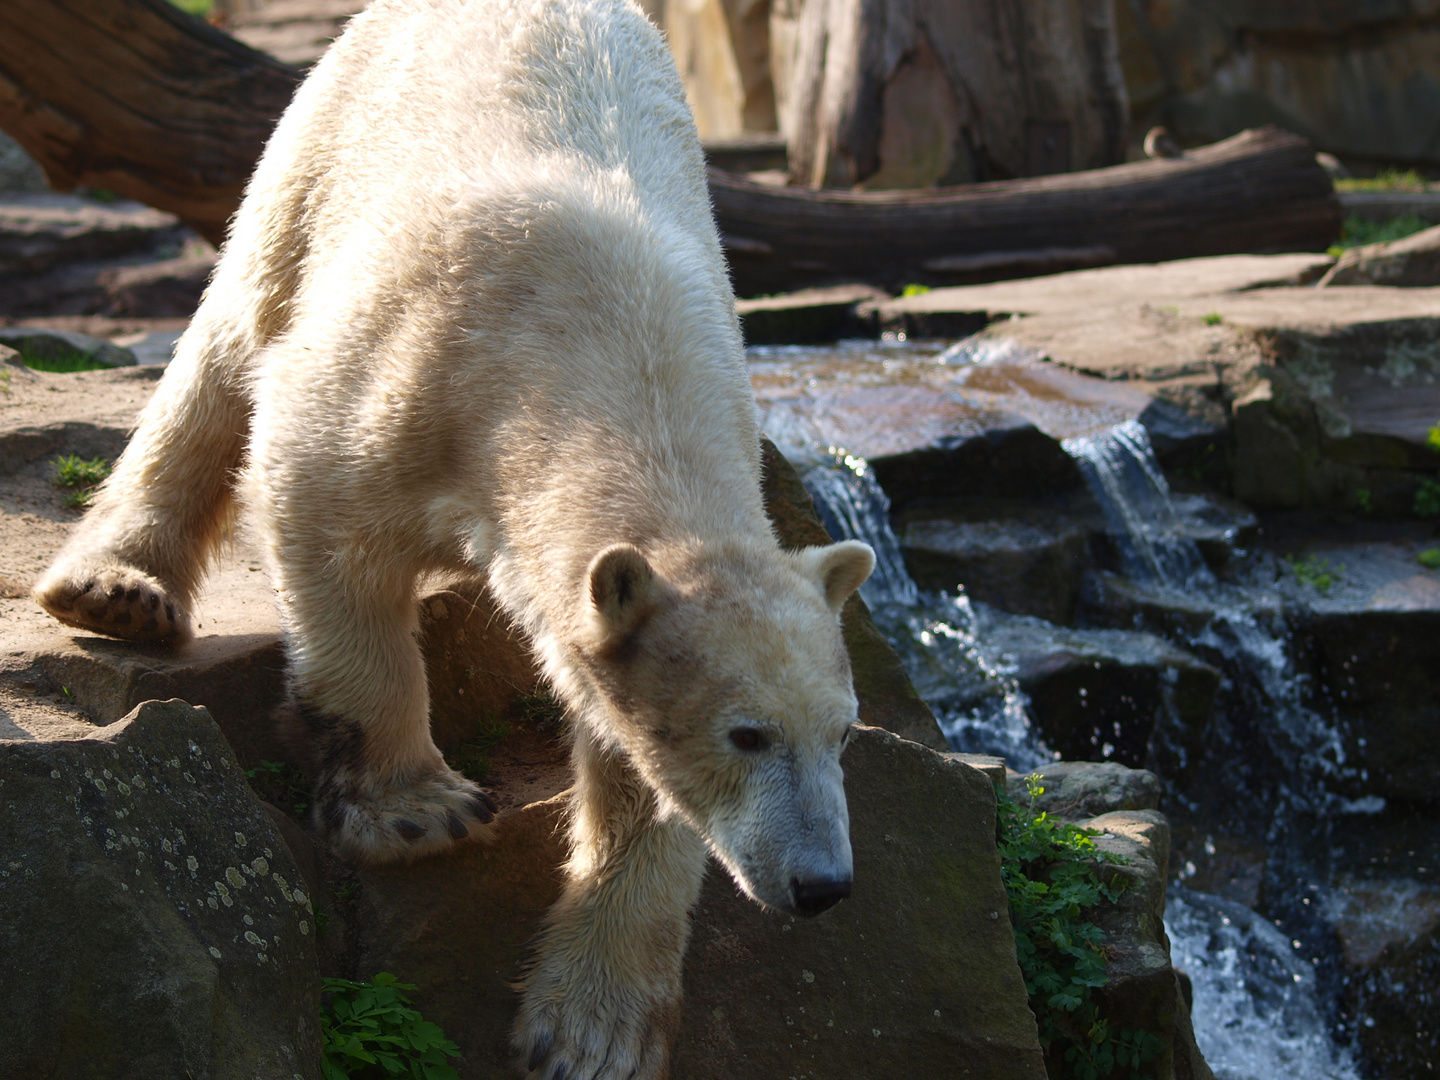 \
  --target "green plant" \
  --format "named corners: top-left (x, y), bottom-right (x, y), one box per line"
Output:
top-left (1202, 312), bottom-right (1223, 326)
top-left (52, 454), bottom-right (112, 508)
top-left (1334, 169), bottom-right (1429, 193)
top-left (244, 758), bottom-right (311, 818)
top-left (320, 973), bottom-right (461, 1080)
top-left (998, 776), bottom-right (1161, 1079)
top-left (1428, 423), bottom-right (1440, 454)
top-left (443, 712), bottom-right (512, 782)
top-left (1356, 487), bottom-right (1373, 514)
top-left (1416, 477), bottom-right (1440, 518)
top-left (1418, 547), bottom-right (1440, 570)
top-left (1327, 214), bottom-right (1431, 256)
top-left (900, 283), bottom-right (931, 298)
top-left (1284, 554), bottom-right (1341, 594)
top-left (20, 344), bottom-right (112, 372)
